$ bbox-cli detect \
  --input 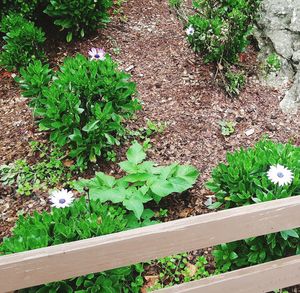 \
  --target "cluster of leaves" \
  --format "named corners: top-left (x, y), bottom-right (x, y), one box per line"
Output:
top-left (0, 197), bottom-right (145, 292)
top-left (206, 139), bottom-right (300, 272)
top-left (0, 13), bottom-right (46, 71)
top-left (75, 142), bottom-right (199, 219)
top-left (1, 0), bottom-right (113, 41)
top-left (0, 142), bottom-right (78, 196)
top-left (265, 53), bottom-right (281, 74)
top-left (187, 0), bottom-right (261, 63)
top-left (148, 254), bottom-right (210, 290)
top-left (17, 54), bottom-right (140, 166)
top-left (224, 70), bottom-right (245, 96)
top-left (219, 120), bottom-right (236, 136)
